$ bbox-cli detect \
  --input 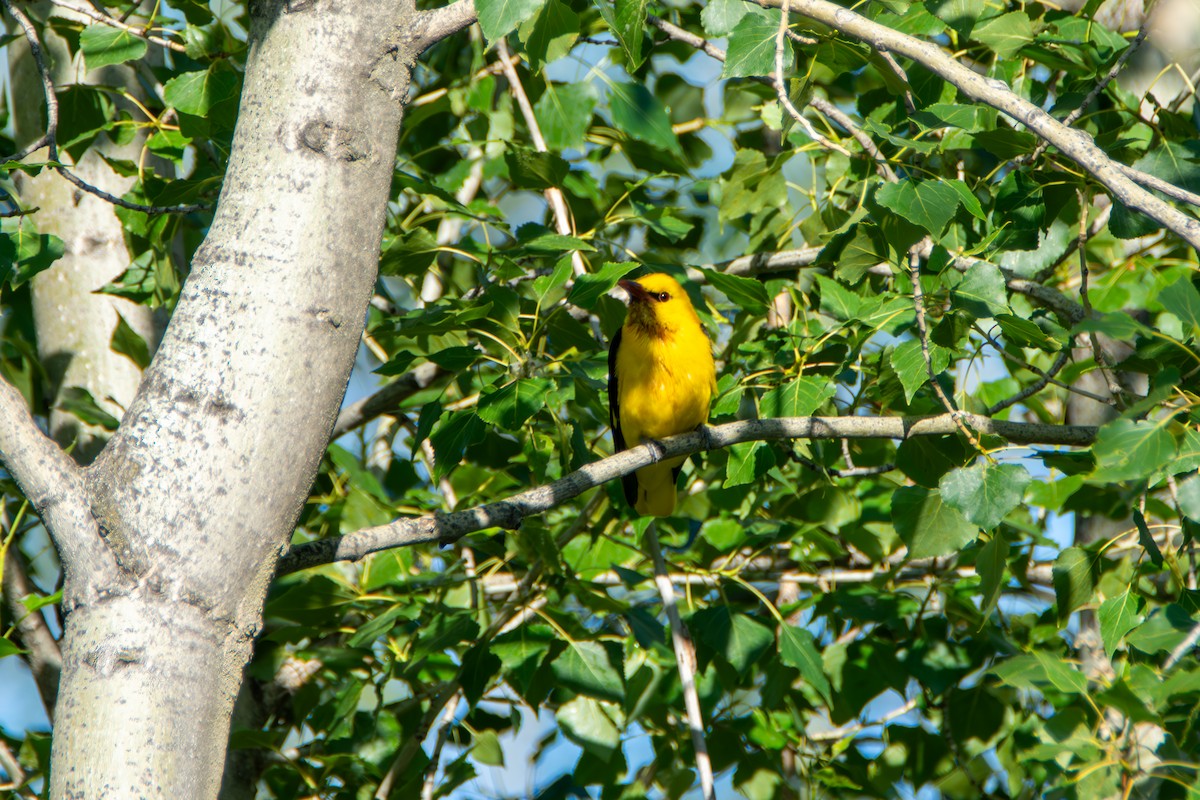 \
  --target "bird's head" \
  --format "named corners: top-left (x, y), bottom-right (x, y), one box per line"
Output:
top-left (618, 273), bottom-right (701, 336)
